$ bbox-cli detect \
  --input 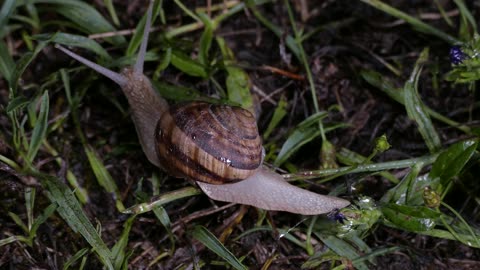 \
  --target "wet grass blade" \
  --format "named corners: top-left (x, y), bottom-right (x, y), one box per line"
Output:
top-left (198, 13), bottom-right (214, 66)
top-left (10, 41), bottom-right (47, 94)
top-left (84, 145), bottom-right (125, 212)
top-left (123, 187), bottom-right (201, 214)
top-left (316, 234), bottom-right (369, 270)
top-left (111, 215), bottom-right (136, 269)
top-left (192, 225), bottom-right (247, 270)
top-left (247, 0), bottom-right (300, 60)
top-left (103, 0), bottom-right (120, 26)
top-left (170, 50), bottom-right (208, 78)
top-left (34, 171), bottom-right (114, 269)
top-left (26, 91), bottom-right (49, 164)
top-left (263, 96), bottom-right (288, 140)
top-left (361, 70), bottom-right (471, 134)
top-left (217, 37), bottom-right (254, 111)
top-left (274, 112), bottom-right (328, 166)
top-left (33, 0), bottom-right (125, 45)
top-left (0, 41), bottom-right (14, 82)
top-left (359, 0), bottom-right (459, 44)
top-left (0, 0), bottom-right (16, 38)
top-left (403, 48), bottom-right (441, 153)
top-left (35, 32), bottom-right (110, 59)
top-left (453, 0), bottom-right (477, 39)
top-left (63, 248), bottom-right (89, 270)
top-left (429, 140), bottom-right (478, 193)
top-left (126, 0), bottom-right (161, 56)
